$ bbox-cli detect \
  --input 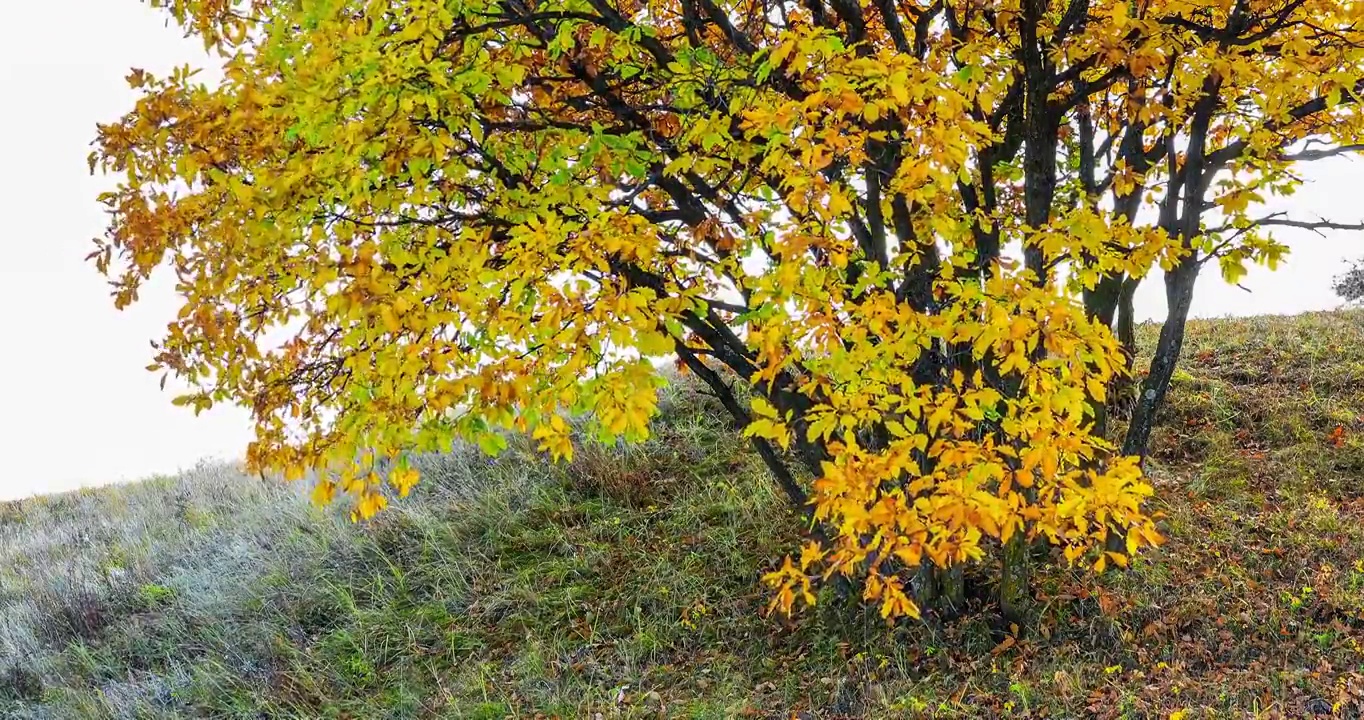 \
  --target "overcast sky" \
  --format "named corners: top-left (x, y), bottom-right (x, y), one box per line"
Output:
top-left (1, 2), bottom-right (1361, 501)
